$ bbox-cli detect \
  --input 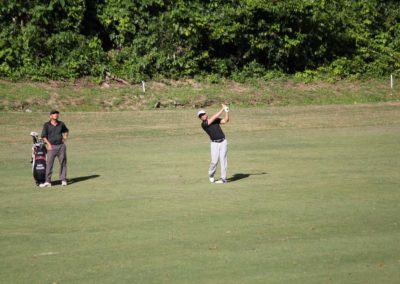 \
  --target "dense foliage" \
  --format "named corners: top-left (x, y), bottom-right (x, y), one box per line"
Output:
top-left (0, 0), bottom-right (399, 82)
